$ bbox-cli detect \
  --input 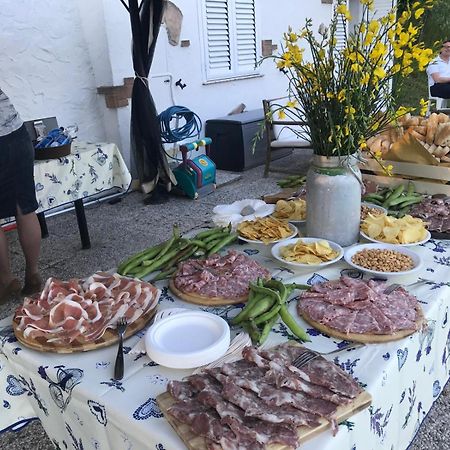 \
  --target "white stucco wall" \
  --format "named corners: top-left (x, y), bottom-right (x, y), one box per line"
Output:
top-left (0, 0), bottom-right (333, 172)
top-left (0, 0), bottom-right (105, 142)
